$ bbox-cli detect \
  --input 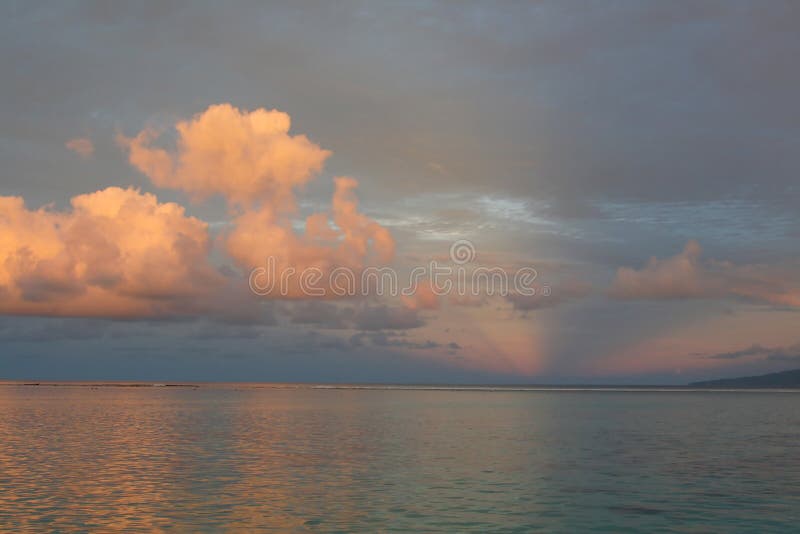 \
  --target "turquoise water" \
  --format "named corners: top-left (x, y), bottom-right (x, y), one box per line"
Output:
top-left (0, 384), bottom-right (798, 532)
